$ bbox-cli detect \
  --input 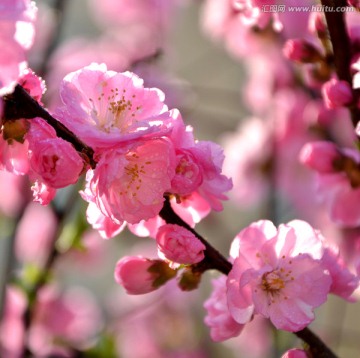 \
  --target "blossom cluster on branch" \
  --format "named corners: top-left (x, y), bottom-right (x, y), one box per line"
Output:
top-left (1, 0), bottom-right (360, 357)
